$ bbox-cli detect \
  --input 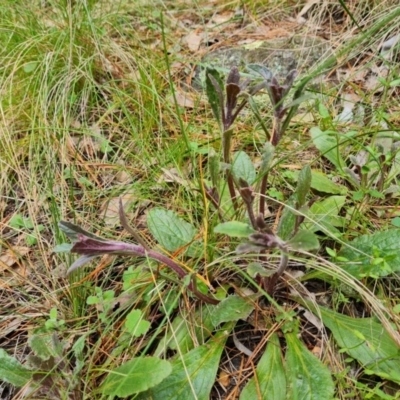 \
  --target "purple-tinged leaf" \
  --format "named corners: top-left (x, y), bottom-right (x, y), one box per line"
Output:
top-left (246, 64), bottom-right (273, 81)
top-left (67, 255), bottom-right (97, 274)
top-left (59, 220), bottom-right (104, 241)
top-left (226, 66), bottom-right (240, 85)
top-left (225, 83), bottom-right (241, 115)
